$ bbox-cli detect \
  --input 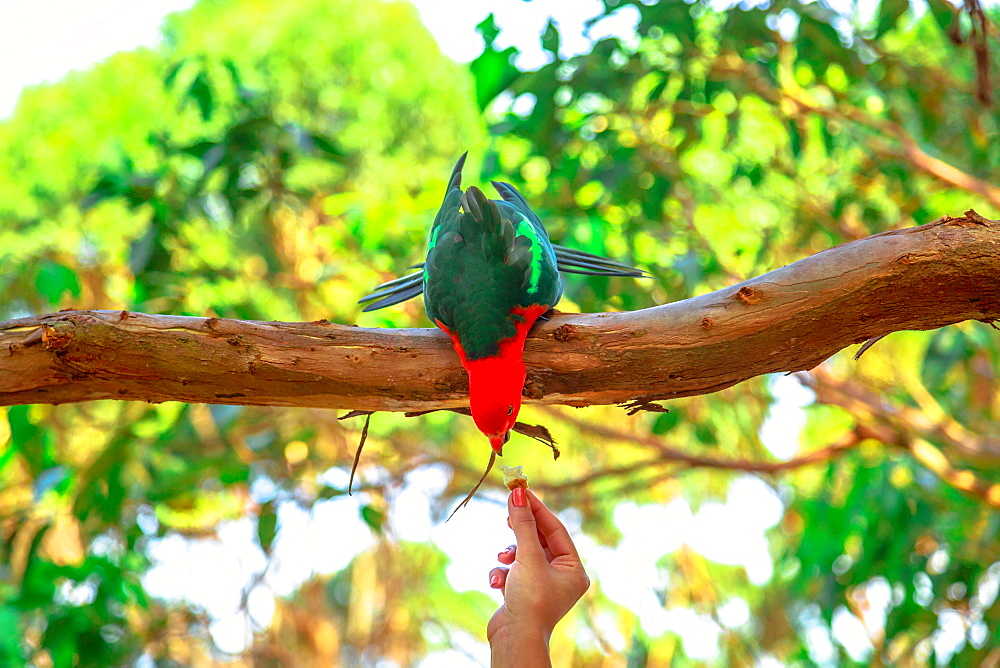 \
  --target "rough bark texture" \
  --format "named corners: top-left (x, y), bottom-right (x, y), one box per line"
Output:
top-left (2, 212), bottom-right (998, 411)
